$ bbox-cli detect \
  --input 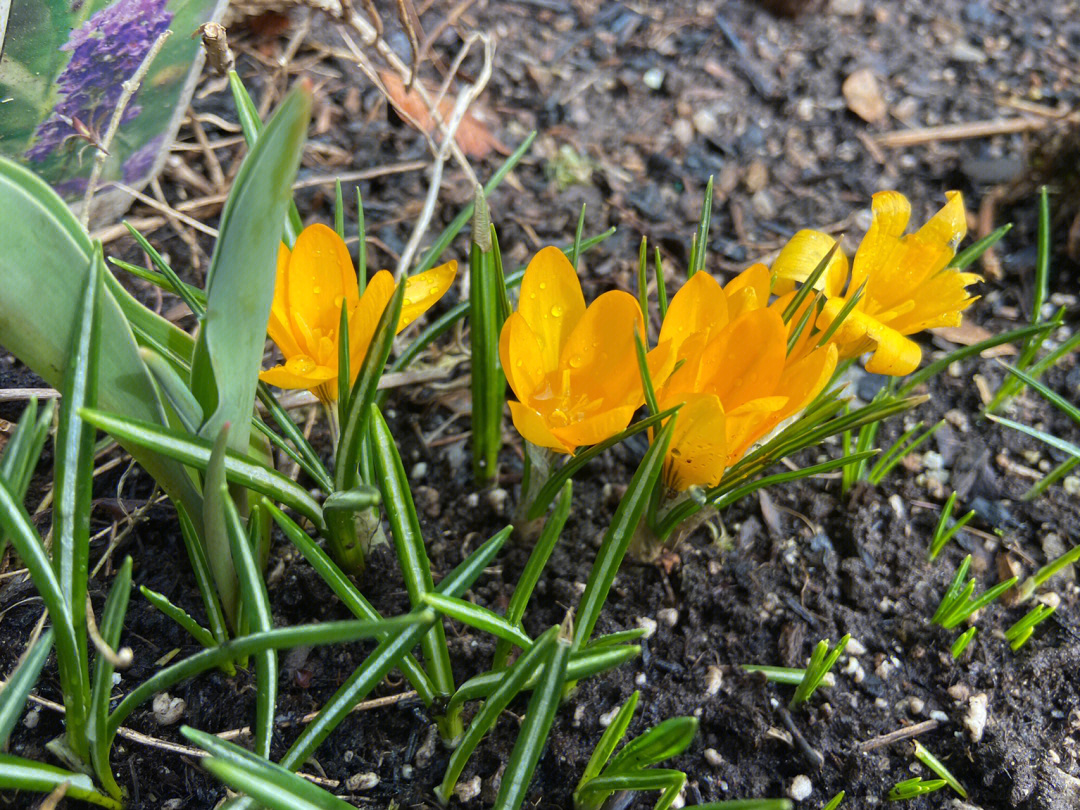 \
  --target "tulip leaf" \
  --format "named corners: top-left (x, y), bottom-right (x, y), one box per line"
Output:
top-left (192, 82), bottom-right (311, 456)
